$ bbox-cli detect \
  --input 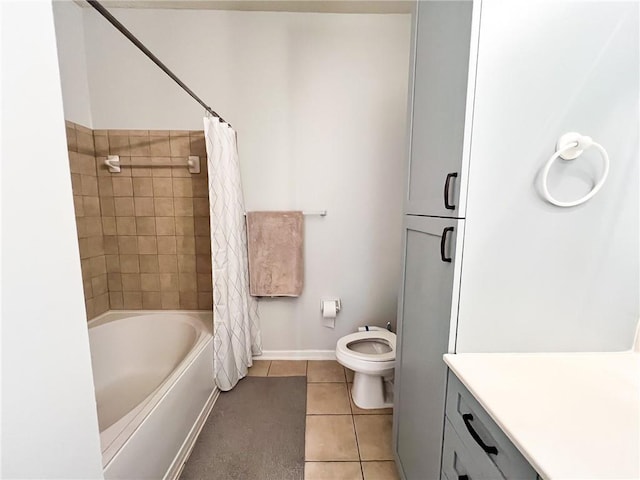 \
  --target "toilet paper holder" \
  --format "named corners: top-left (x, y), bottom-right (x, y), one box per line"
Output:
top-left (321, 299), bottom-right (341, 314)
